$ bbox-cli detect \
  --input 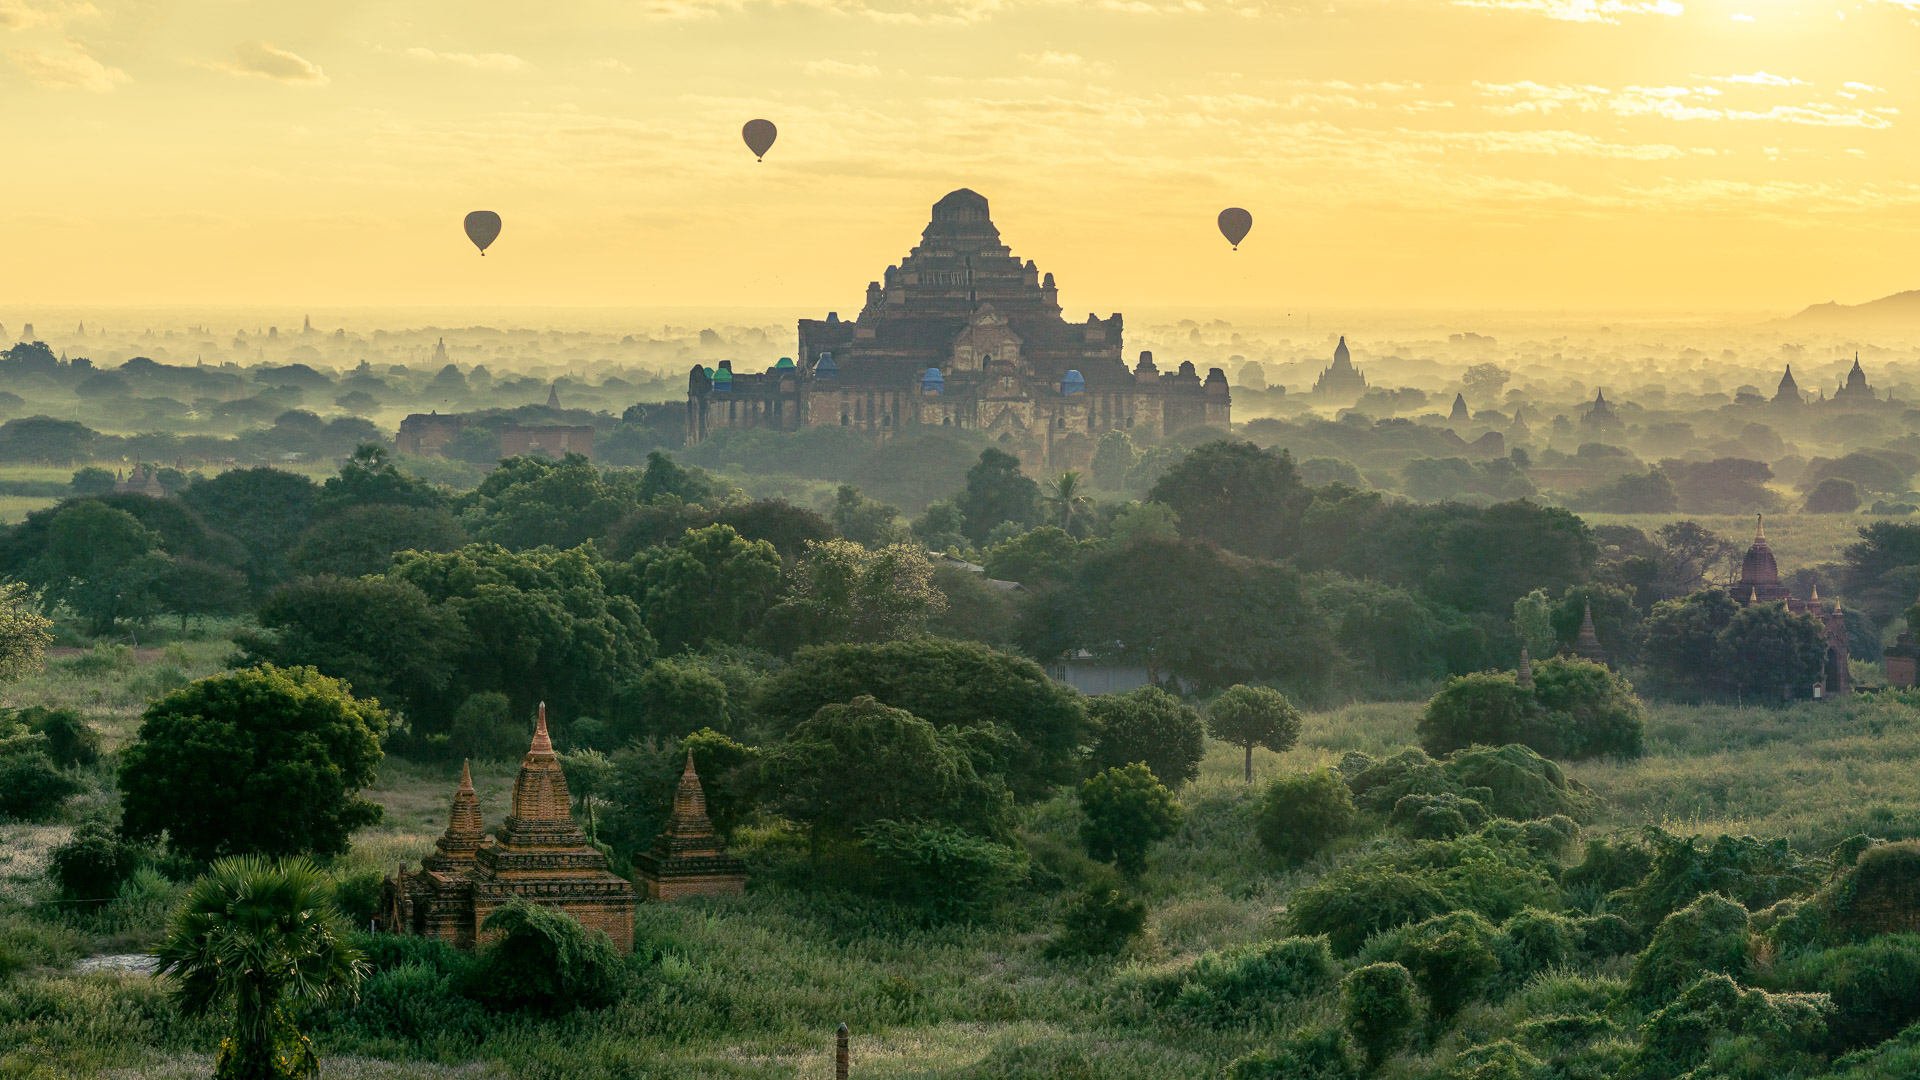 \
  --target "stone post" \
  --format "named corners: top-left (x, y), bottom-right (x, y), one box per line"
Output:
top-left (836, 1022), bottom-right (849, 1080)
